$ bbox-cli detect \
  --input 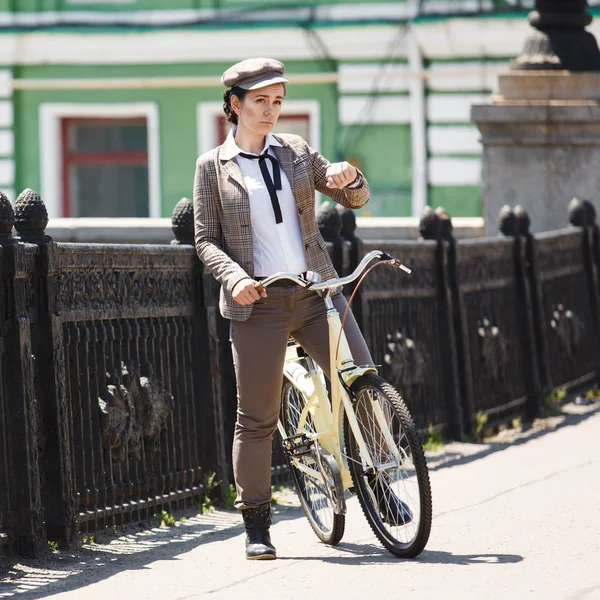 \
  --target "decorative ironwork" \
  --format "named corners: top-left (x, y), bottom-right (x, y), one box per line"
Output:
top-left (0, 192), bottom-right (14, 237)
top-left (337, 205), bottom-right (357, 242)
top-left (549, 304), bottom-right (584, 361)
top-left (139, 363), bottom-right (173, 452)
top-left (4, 189), bottom-right (600, 558)
top-left (435, 207), bottom-right (454, 242)
top-left (476, 318), bottom-right (507, 382)
top-left (568, 198), bottom-right (597, 227)
top-left (14, 188), bottom-right (49, 242)
top-left (171, 197), bottom-right (194, 245)
top-left (383, 330), bottom-right (429, 394)
top-left (498, 205), bottom-right (519, 237)
top-left (419, 206), bottom-right (441, 240)
top-left (99, 361), bottom-right (173, 462)
top-left (514, 205), bottom-right (531, 236)
top-left (58, 269), bottom-right (192, 312)
top-left (317, 201), bottom-right (343, 242)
